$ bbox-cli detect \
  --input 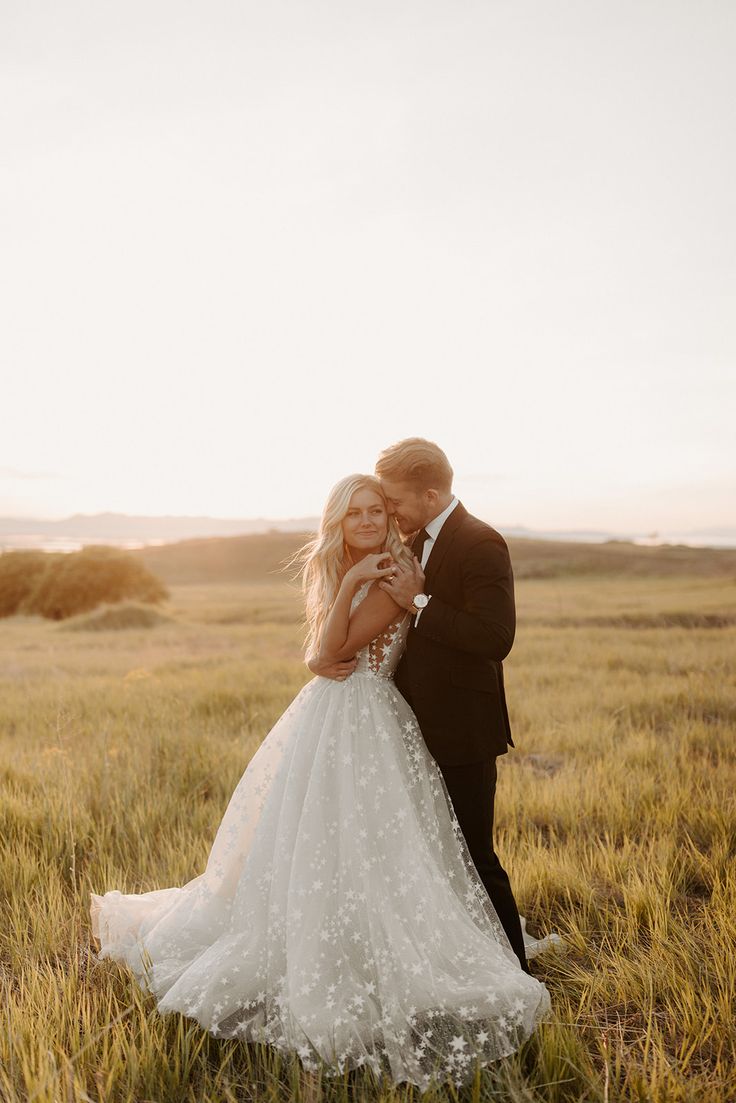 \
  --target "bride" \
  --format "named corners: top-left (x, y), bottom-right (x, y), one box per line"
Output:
top-left (90, 474), bottom-right (552, 1089)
